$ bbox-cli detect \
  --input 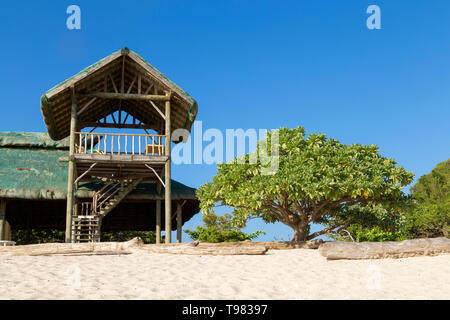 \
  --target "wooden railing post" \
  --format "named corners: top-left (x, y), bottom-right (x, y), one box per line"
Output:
top-left (73, 132), bottom-right (165, 156)
top-left (156, 199), bottom-right (161, 244)
top-left (65, 87), bottom-right (77, 243)
top-left (176, 202), bottom-right (182, 243)
top-left (164, 92), bottom-right (172, 244)
top-left (0, 200), bottom-right (6, 241)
